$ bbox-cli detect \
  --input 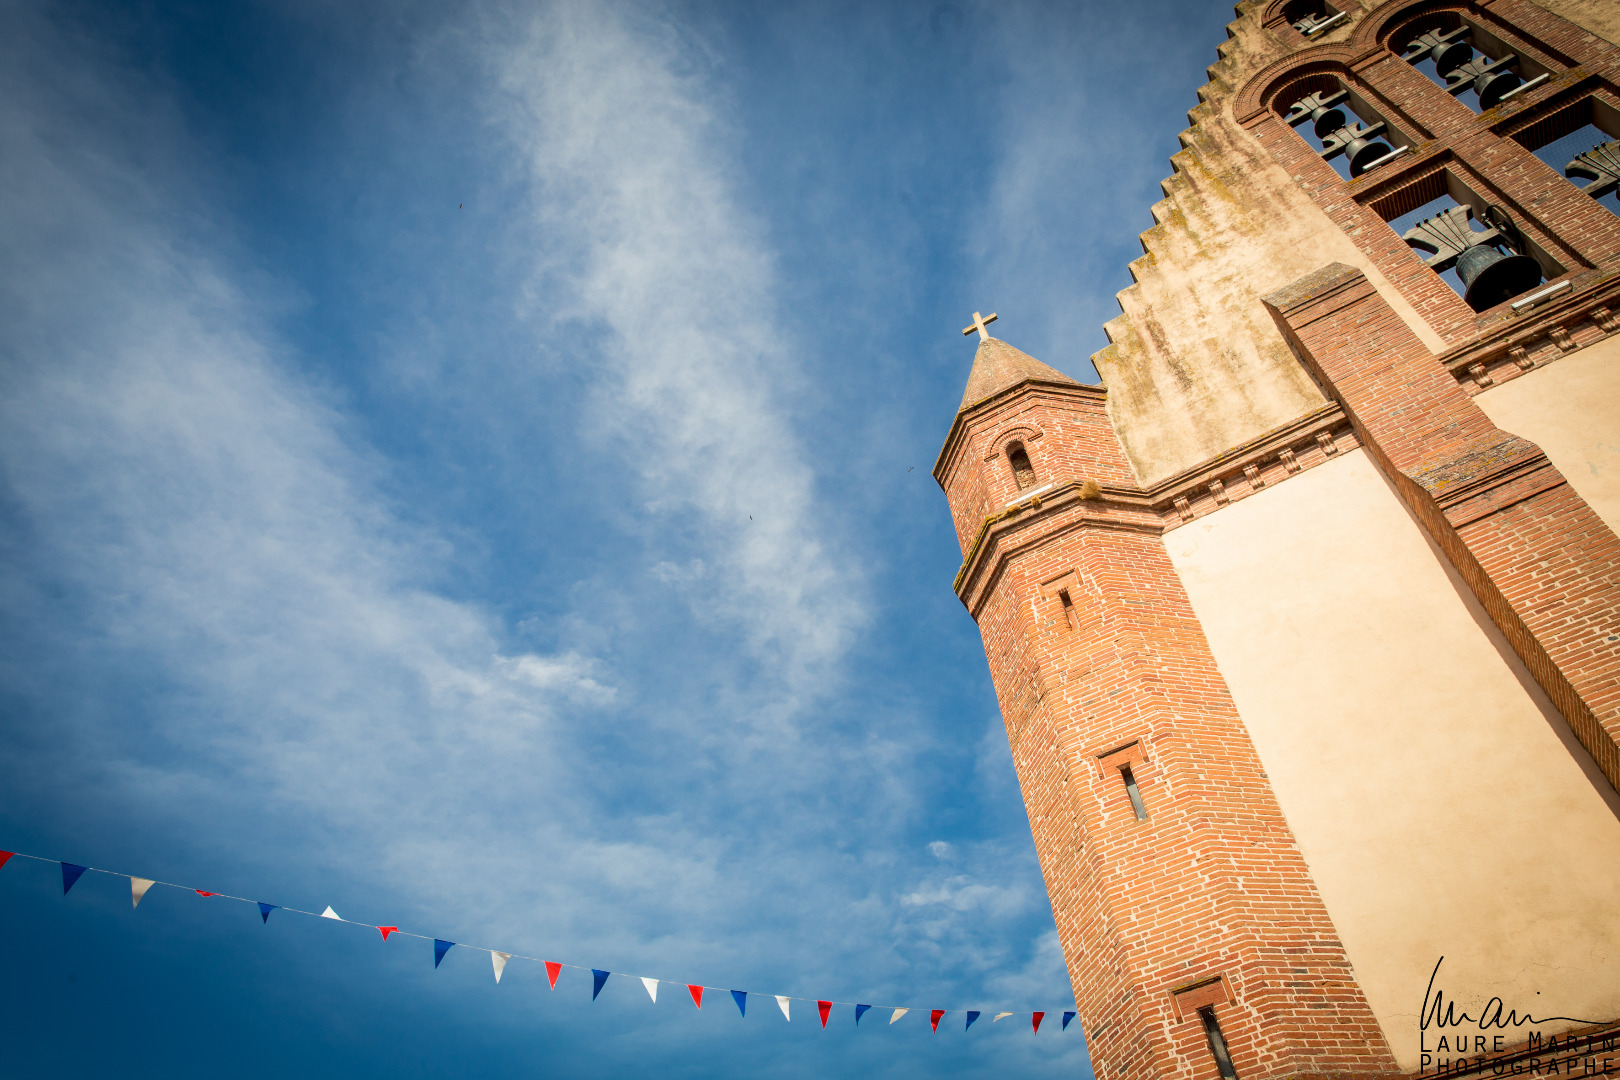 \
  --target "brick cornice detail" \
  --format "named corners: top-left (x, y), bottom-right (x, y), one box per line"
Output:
top-left (1439, 273), bottom-right (1620, 392)
top-left (951, 403), bottom-right (1361, 613)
